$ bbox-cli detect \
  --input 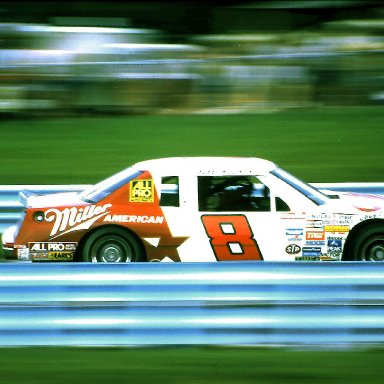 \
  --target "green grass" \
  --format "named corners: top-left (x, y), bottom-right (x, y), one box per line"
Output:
top-left (0, 347), bottom-right (383, 384)
top-left (1, 107), bottom-right (383, 184)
